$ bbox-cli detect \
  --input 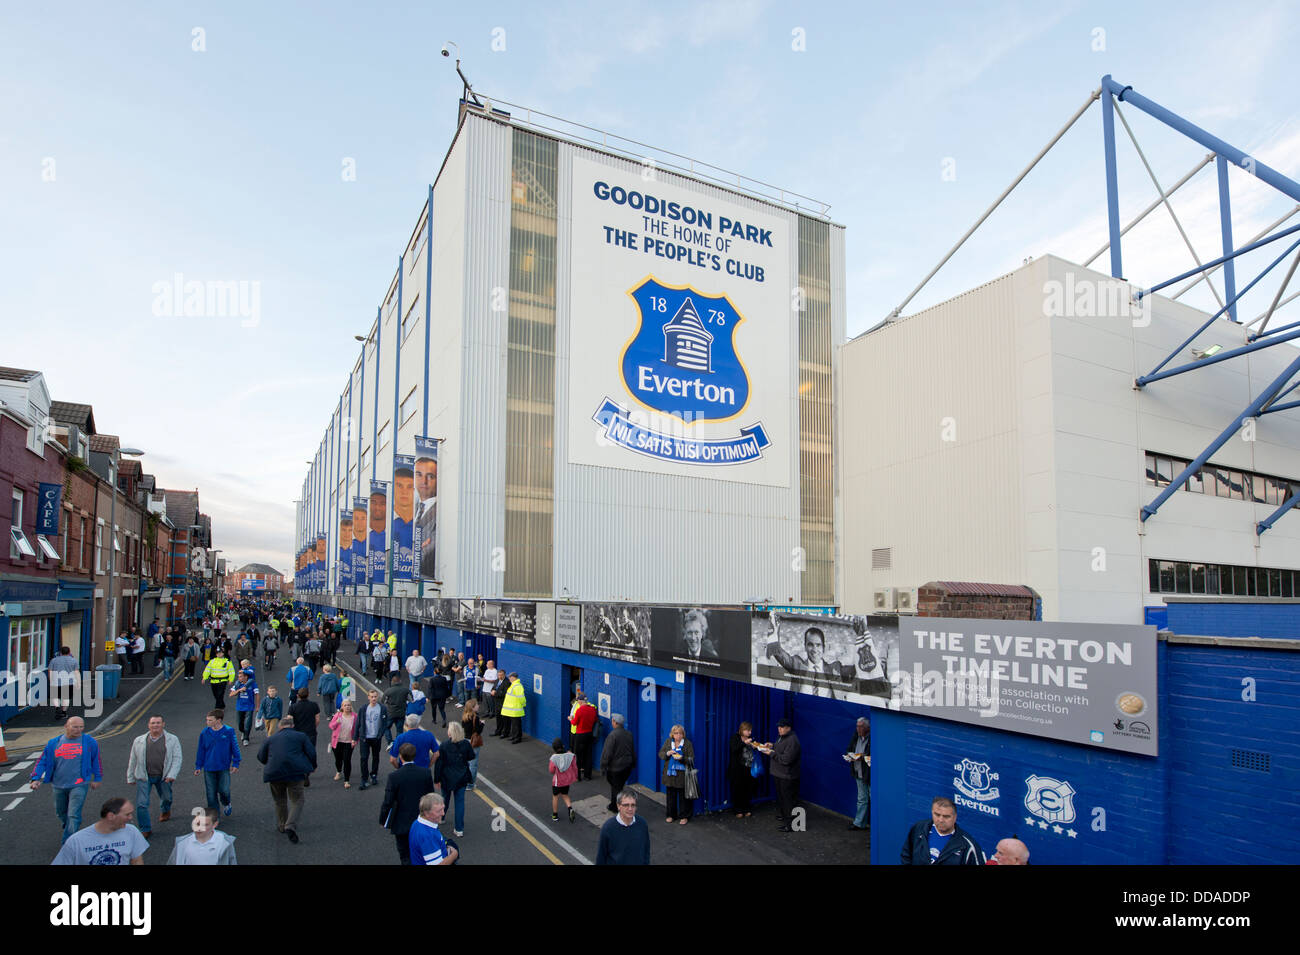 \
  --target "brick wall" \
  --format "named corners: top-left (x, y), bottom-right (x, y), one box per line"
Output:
top-left (61, 468), bottom-right (98, 577)
top-left (917, 582), bottom-right (1036, 620)
top-left (0, 415), bottom-right (63, 582)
